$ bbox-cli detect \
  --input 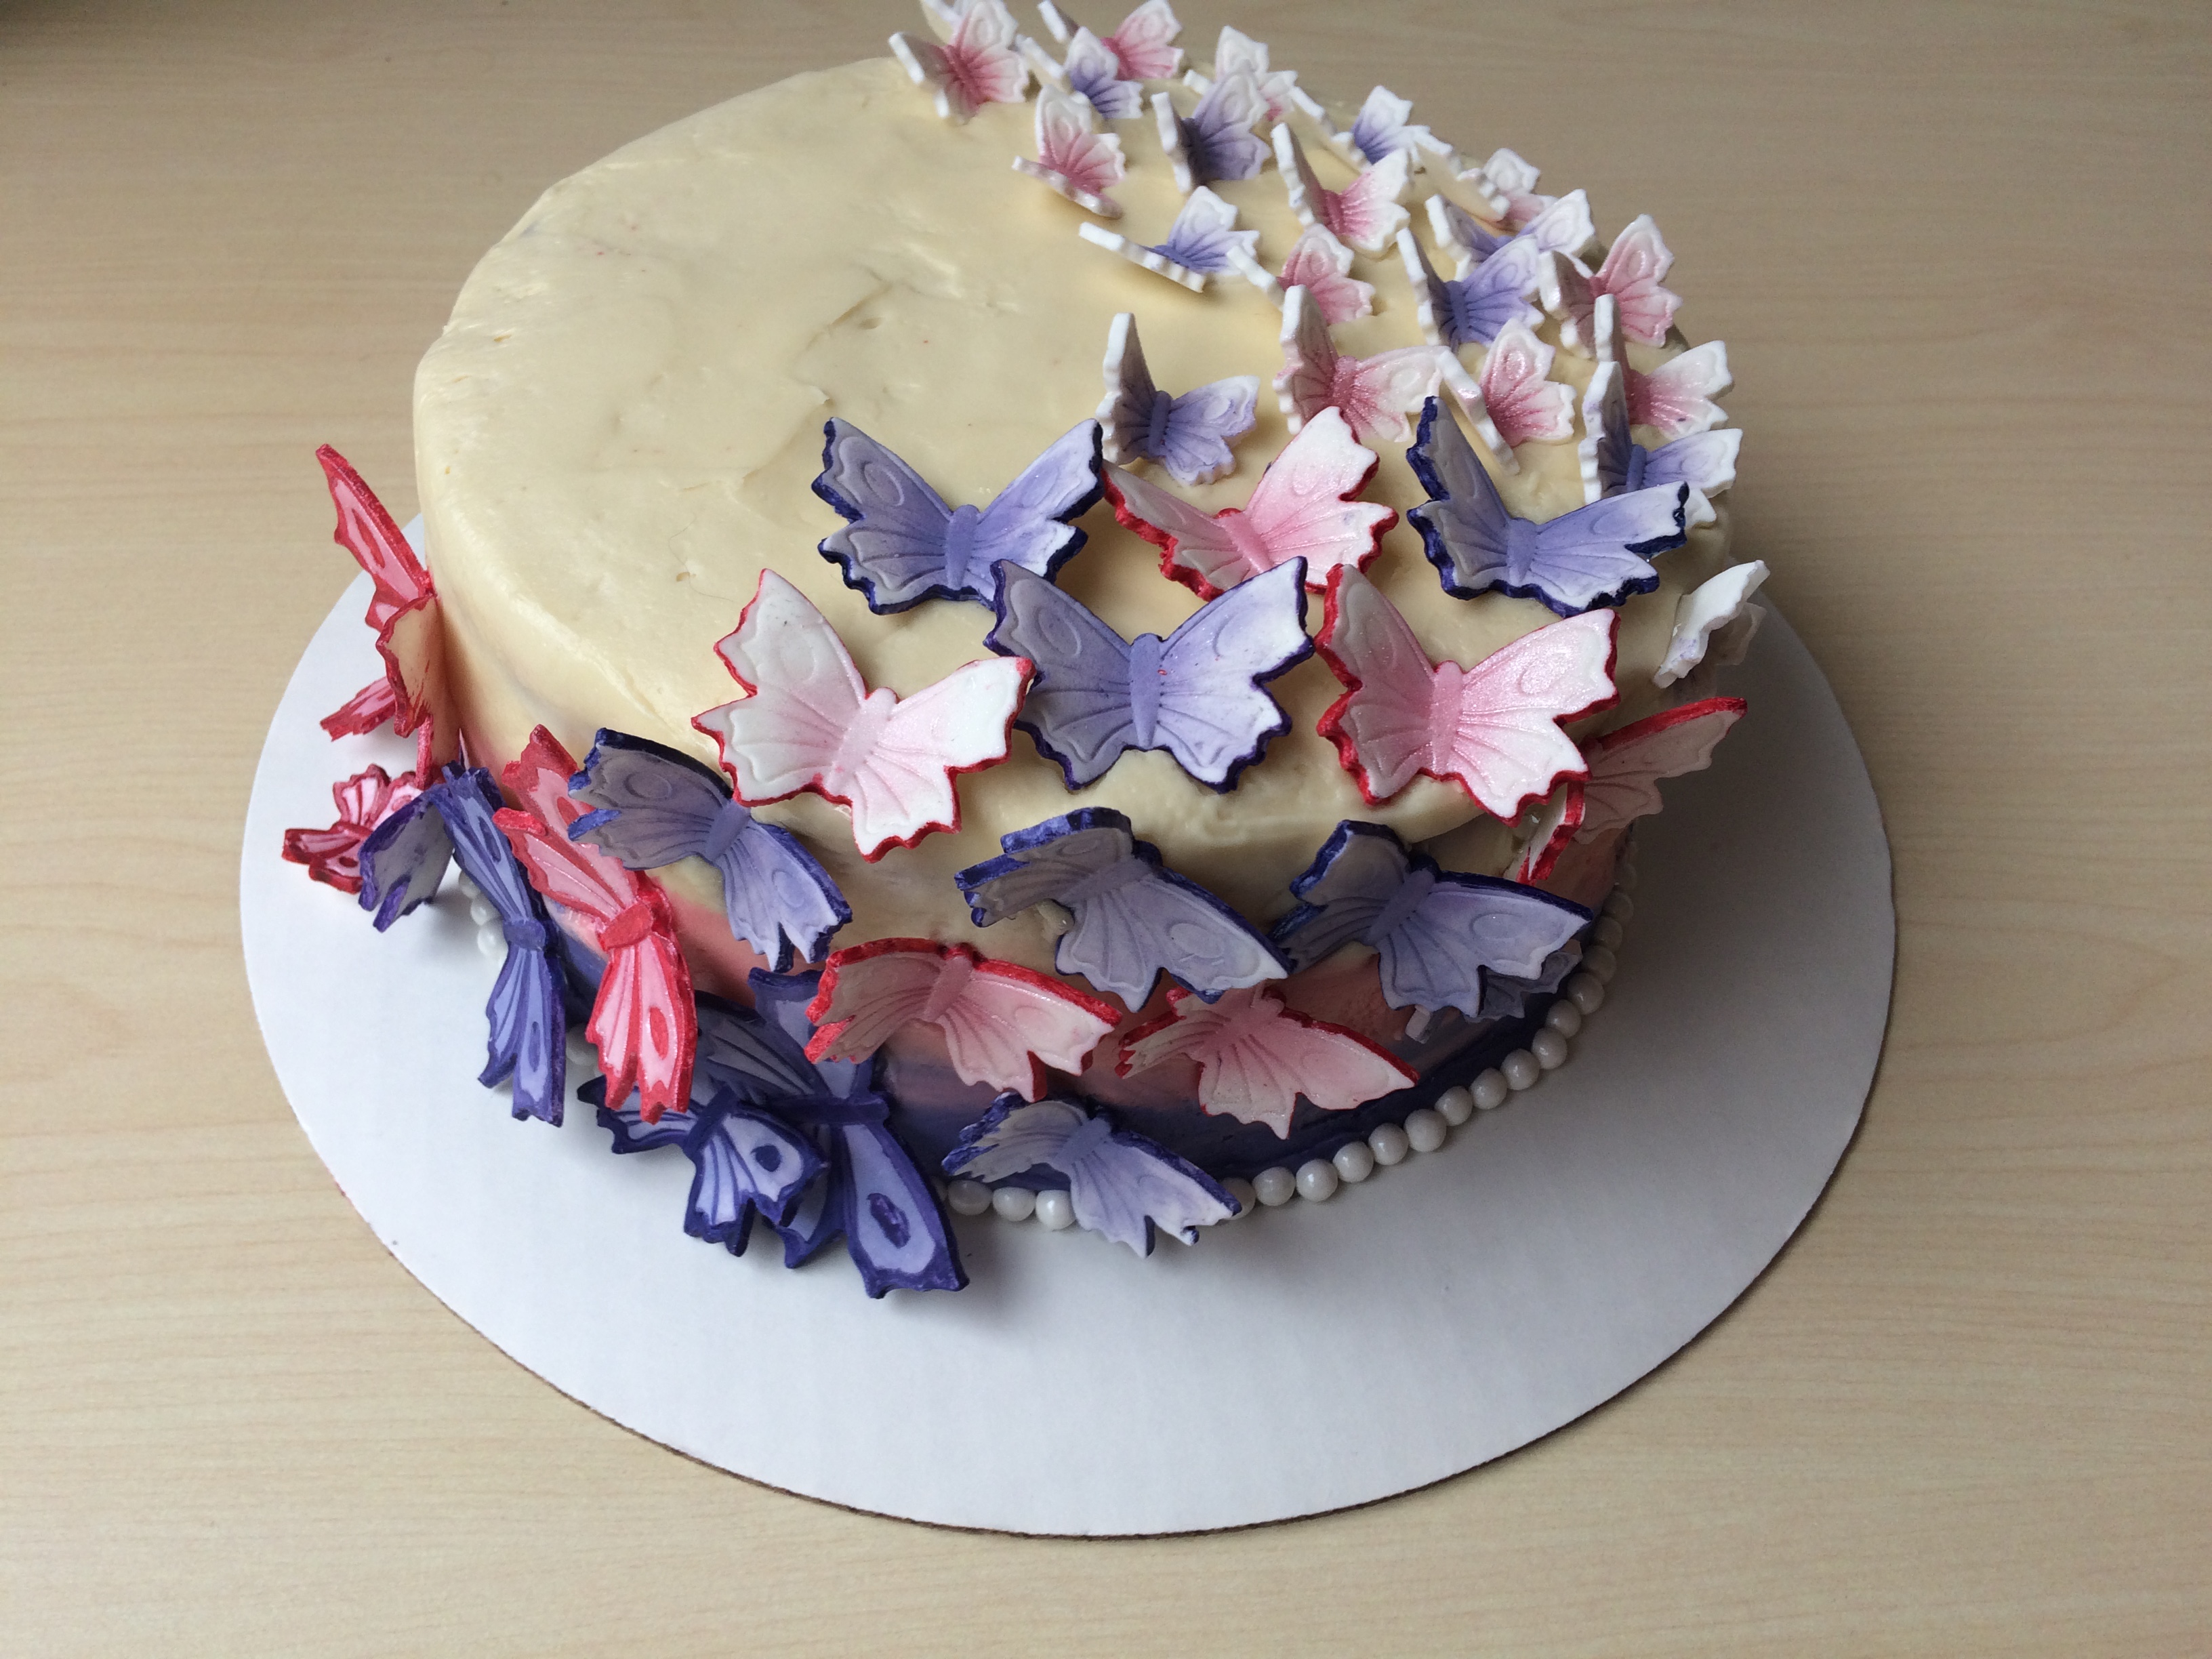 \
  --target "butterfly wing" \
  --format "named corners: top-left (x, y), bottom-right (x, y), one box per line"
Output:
top-left (832, 1123), bottom-right (968, 1296)
top-left (1655, 560), bottom-right (1767, 687)
top-left (1101, 464), bottom-right (1249, 597)
top-left (959, 419), bottom-right (1103, 599)
top-left (1523, 483), bottom-right (1687, 615)
top-left (1440, 611), bottom-right (1618, 819)
top-left (1067, 1126), bottom-right (1239, 1253)
top-left (1151, 558), bottom-right (1312, 788)
top-left (1326, 148), bottom-right (1411, 253)
top-left (1578, 358), bottom-right (1637, 502)
top-left (890, 0), bottom-right (1028, 121)
top-left (987, 564), bottom-right (1140, 788)
top-left (1404, 397), bottom-right (1518, 600)
top-left (1153, 184), bottom-right (1256, 274)
top-left (356, 791), bottom-right (453, 931)
top-left (1173, 72), bottom-right (1269, 190)
top-left (1065, 859), bottom-right (1286, 1002)
top-left (282, 764), bottom-right (413, 894)
top-left (1576, 697), bottom-right (1746, 838)
top-left (1313, 567), bottom-right (1443, 804)
top-left (1428, 232), bottom-right (1542, 349)
top-left (1268, 819), bottom-right (1407, 969)
top-left (803, 941), bottom-right (950, 1065)
top-left (1103, 0), bottom-right (1183, 79)
top-left (1639, 426), bottom-right (1742, 502)
top-left (1118, 987), bottom-right (1414, 1136)
top-left (1062, 27), bottom-right (1145, 119)
top-left (1594, 214), bottom-right (1681, 346)
top-left (812, 421), bottom-right (964, 611)
top-left (1629, 341), bottom-right (1731, 438)
top-left (1509, 783), bottom-right (1585, 882)
top-left (1273, 283), bottom-right (1341, 432)
top-left (1097, 311), bottom-right (1162, 467)
top-left (837, 655), bottom-right (1029, 857)
top-left (567, 730), bottom-right (727, 867)
top-left (942, 1094), bottom-right (1086, 1181)
top-left (1153, 377), bottom-right (1258, 486)
top-left (1481, 322), bottom-right (1576, 447)
top-left (315, 445), bottom-right (431, 630)
top-left (1342, 85), bottom-right (1452, 168)
top-left (937, 960), bottom-right (1120, 1097)
top-left (683, 1101), bottom-right (825, 1248)
top-left (1278, 225), bottom-right (1374, 323)
top-left (1378, 874), bottom-right (1591, 1017)
top-left (1235, 406), bottom-right (1397, 589)
top-left (695, 571), bottom-right (867, 802)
